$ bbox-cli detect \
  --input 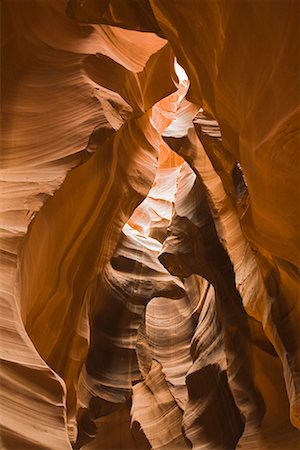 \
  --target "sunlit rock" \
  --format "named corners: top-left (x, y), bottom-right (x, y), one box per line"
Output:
top-left (1, 1), bottom-right (299, 449)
